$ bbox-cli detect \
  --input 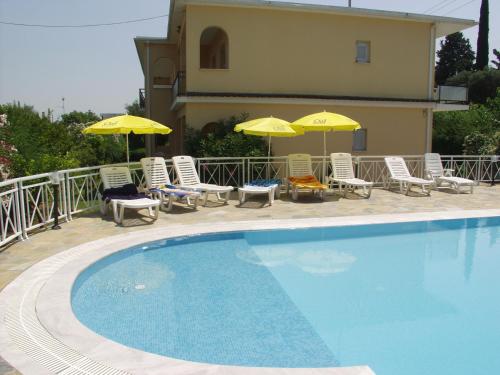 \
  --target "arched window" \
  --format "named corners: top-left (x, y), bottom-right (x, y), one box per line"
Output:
top-left (200, 27), bottom-right (229, 69)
